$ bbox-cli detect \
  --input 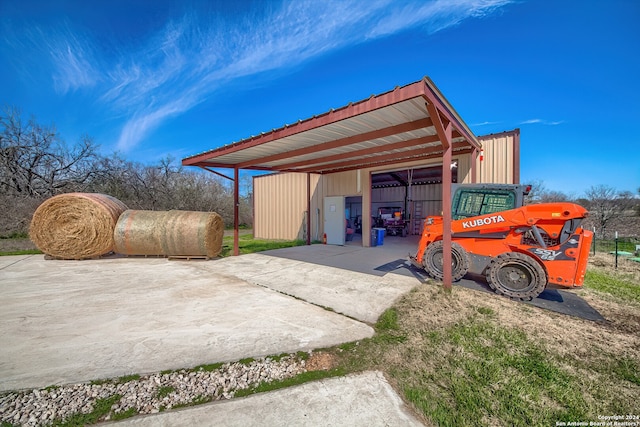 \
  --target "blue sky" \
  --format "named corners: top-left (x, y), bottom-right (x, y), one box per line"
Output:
top-left (1, 0), bottom-right (638, 196)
